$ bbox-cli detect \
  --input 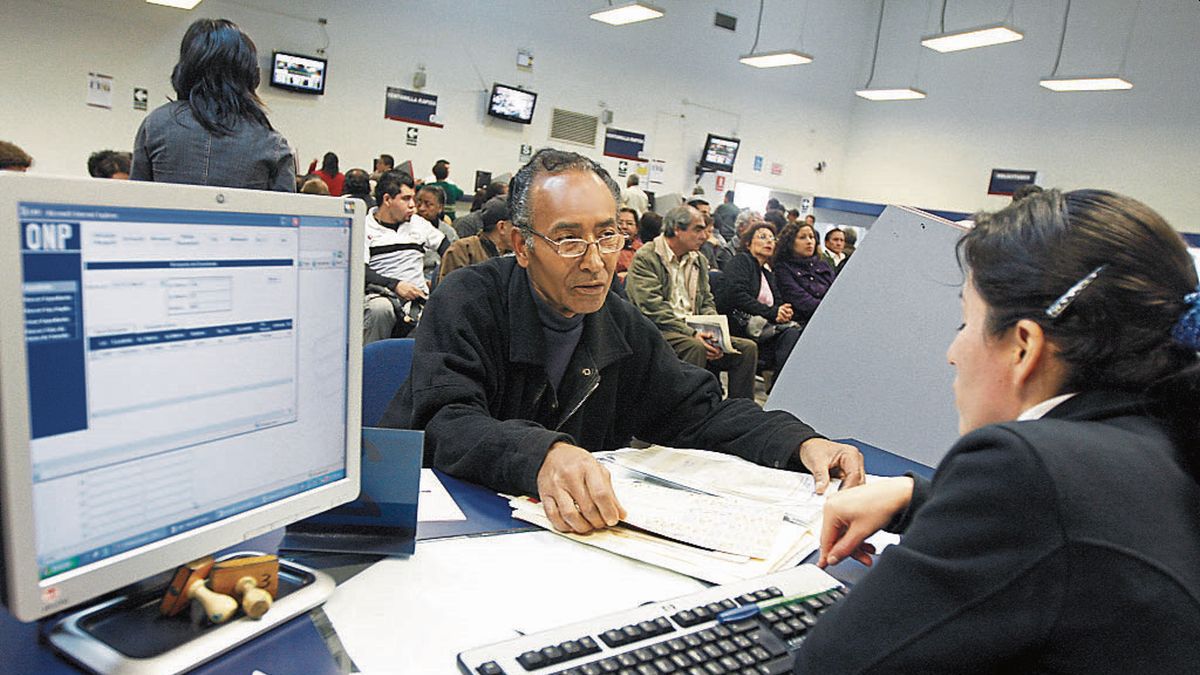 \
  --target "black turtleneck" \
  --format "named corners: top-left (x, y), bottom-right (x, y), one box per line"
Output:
top-left (527, 276), bottom-right (585, 392)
